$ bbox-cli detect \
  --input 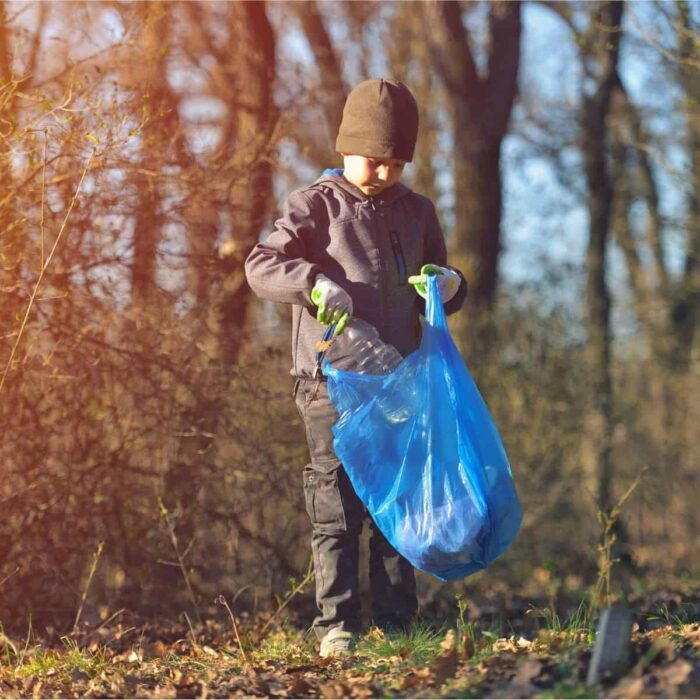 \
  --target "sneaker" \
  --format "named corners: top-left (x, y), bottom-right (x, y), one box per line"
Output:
top-left (319, 627), bottom-right (355, 658)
